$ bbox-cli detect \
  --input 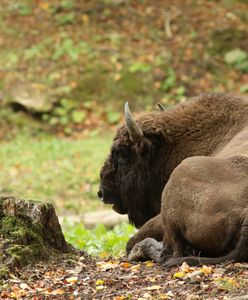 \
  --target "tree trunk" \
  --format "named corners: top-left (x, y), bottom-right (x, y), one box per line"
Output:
top-left (0, 196), bottom-right (75, 274)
